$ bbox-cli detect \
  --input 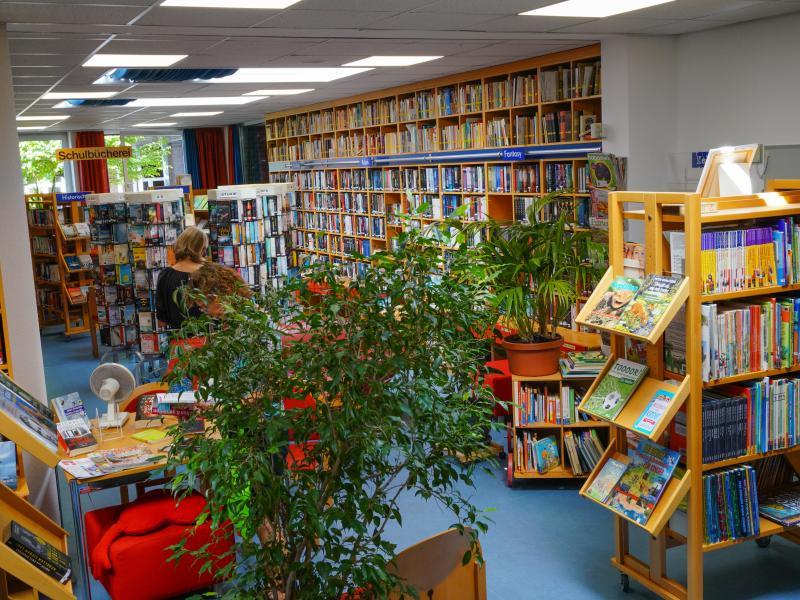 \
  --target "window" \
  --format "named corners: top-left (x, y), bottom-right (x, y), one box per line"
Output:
top-left (18, 136), bottom-right (72, 195)
top-left (104, 134), bottom-right (183, 192)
